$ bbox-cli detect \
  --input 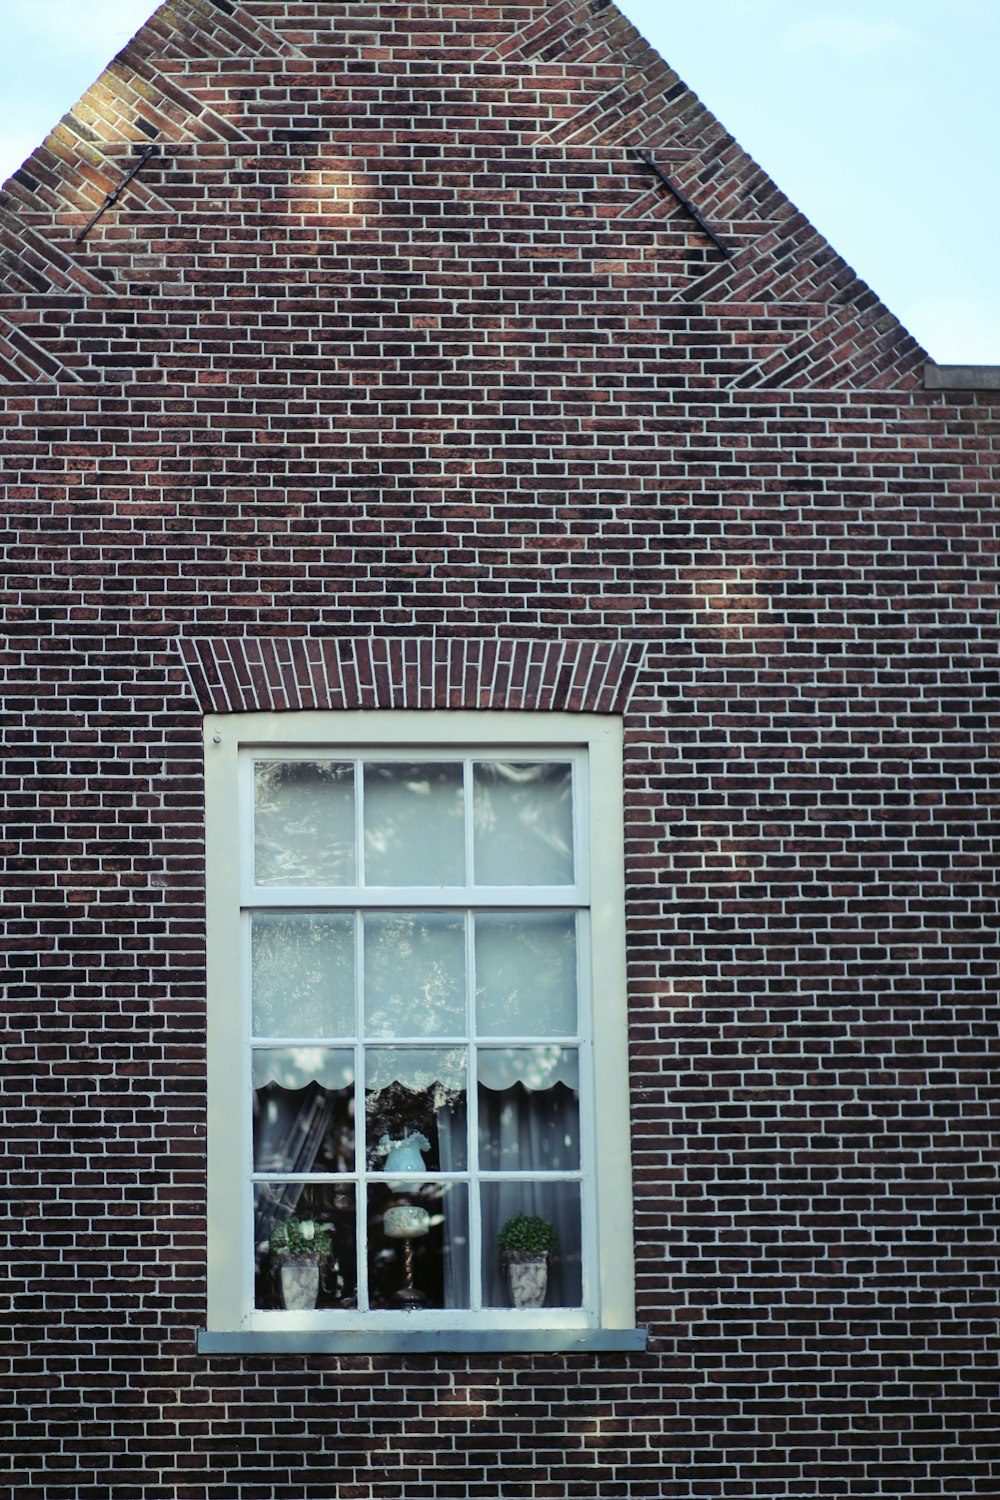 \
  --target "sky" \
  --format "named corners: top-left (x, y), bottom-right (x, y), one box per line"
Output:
top-left (0, 0), bottom-right (996, 364)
